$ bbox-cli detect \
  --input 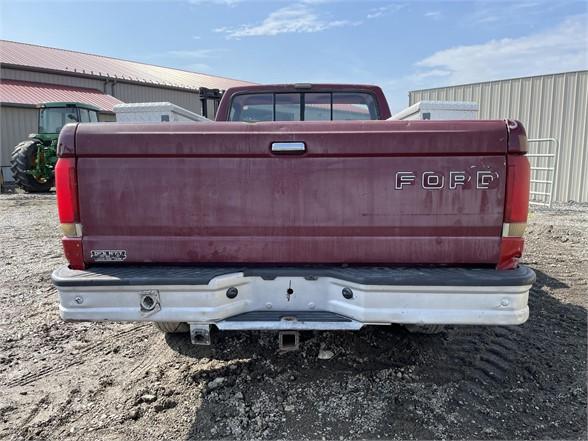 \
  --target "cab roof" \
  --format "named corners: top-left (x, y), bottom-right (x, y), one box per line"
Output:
top-left (39, 102), bottom-right (101, 111)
